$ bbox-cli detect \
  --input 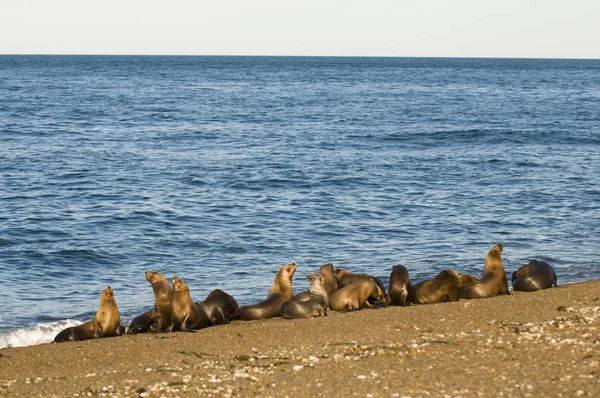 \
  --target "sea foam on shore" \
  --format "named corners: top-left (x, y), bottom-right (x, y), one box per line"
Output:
top-left (0, 320), bottom-right (82, 349)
